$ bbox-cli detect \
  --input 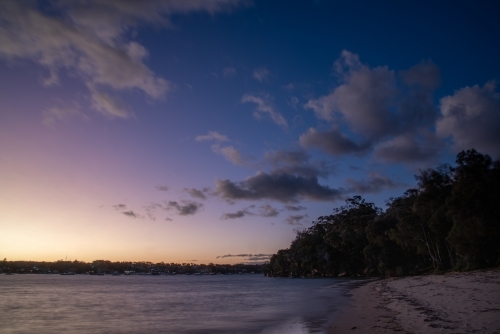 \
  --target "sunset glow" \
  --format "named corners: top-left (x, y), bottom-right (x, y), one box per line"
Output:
top-left (1, 0), bottom-right (499, 264)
